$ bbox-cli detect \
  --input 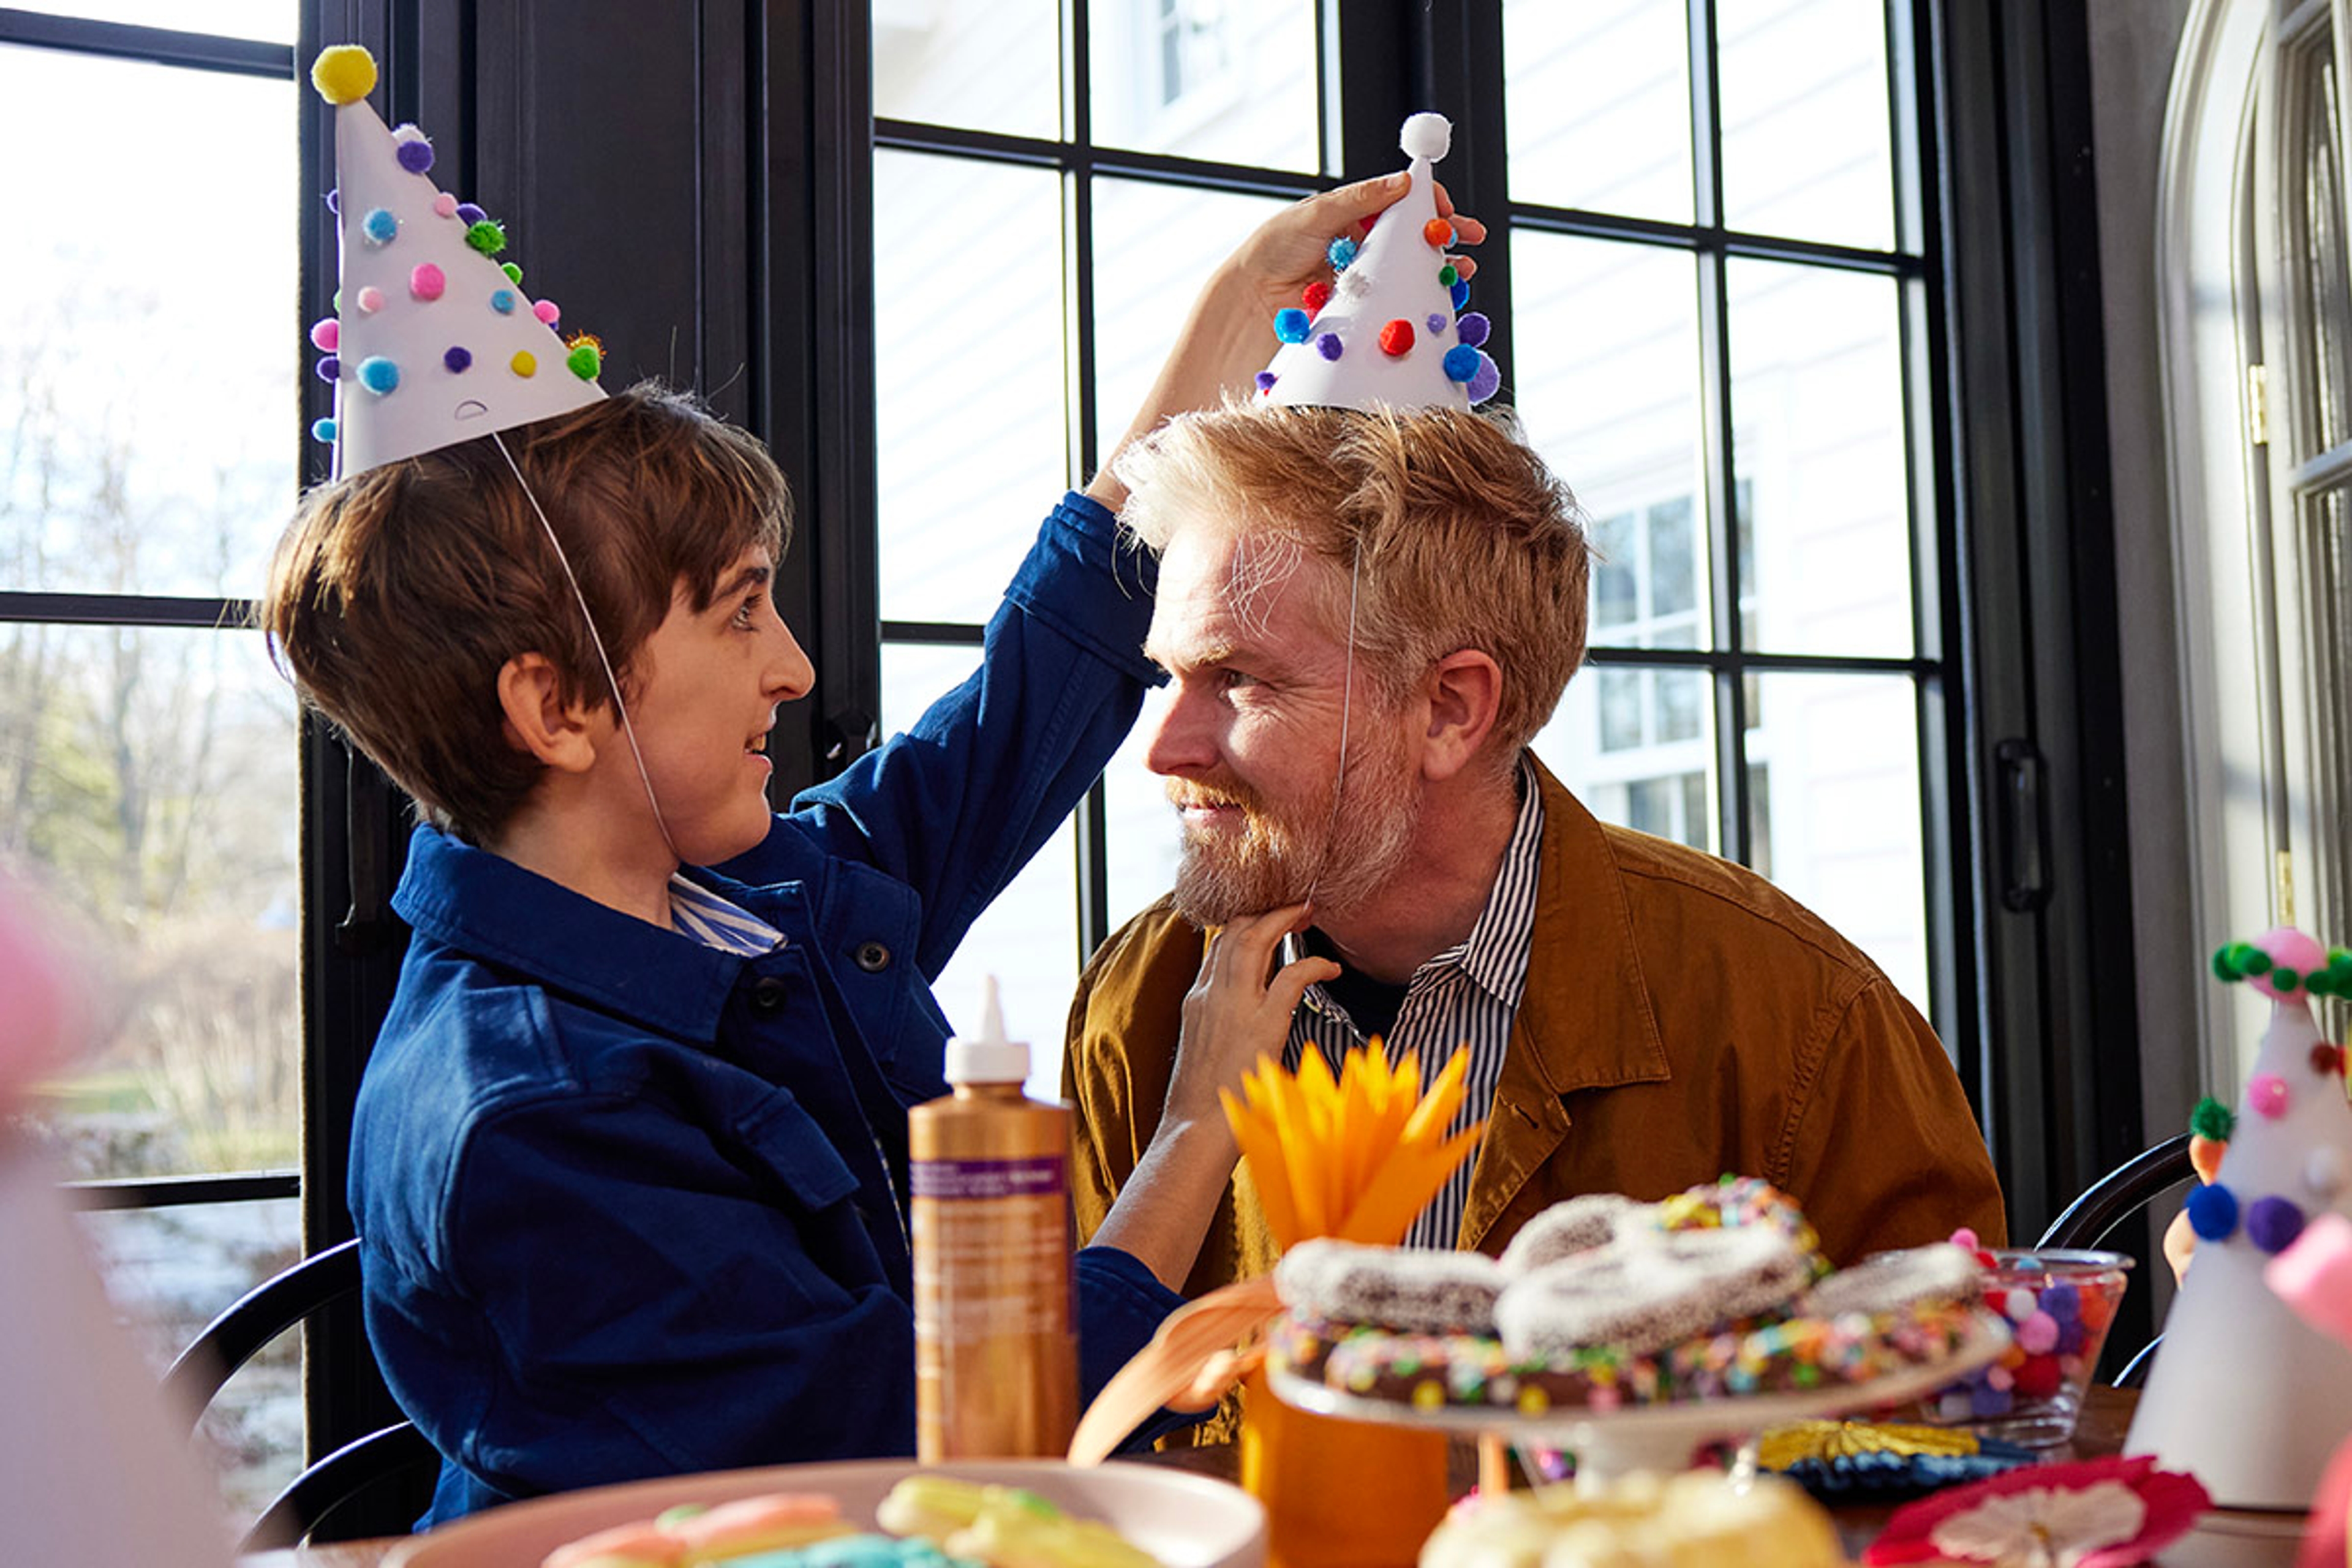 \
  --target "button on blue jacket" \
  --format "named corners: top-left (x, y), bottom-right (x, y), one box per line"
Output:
top-left (349, 494), bottom-right (1183, 1524)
